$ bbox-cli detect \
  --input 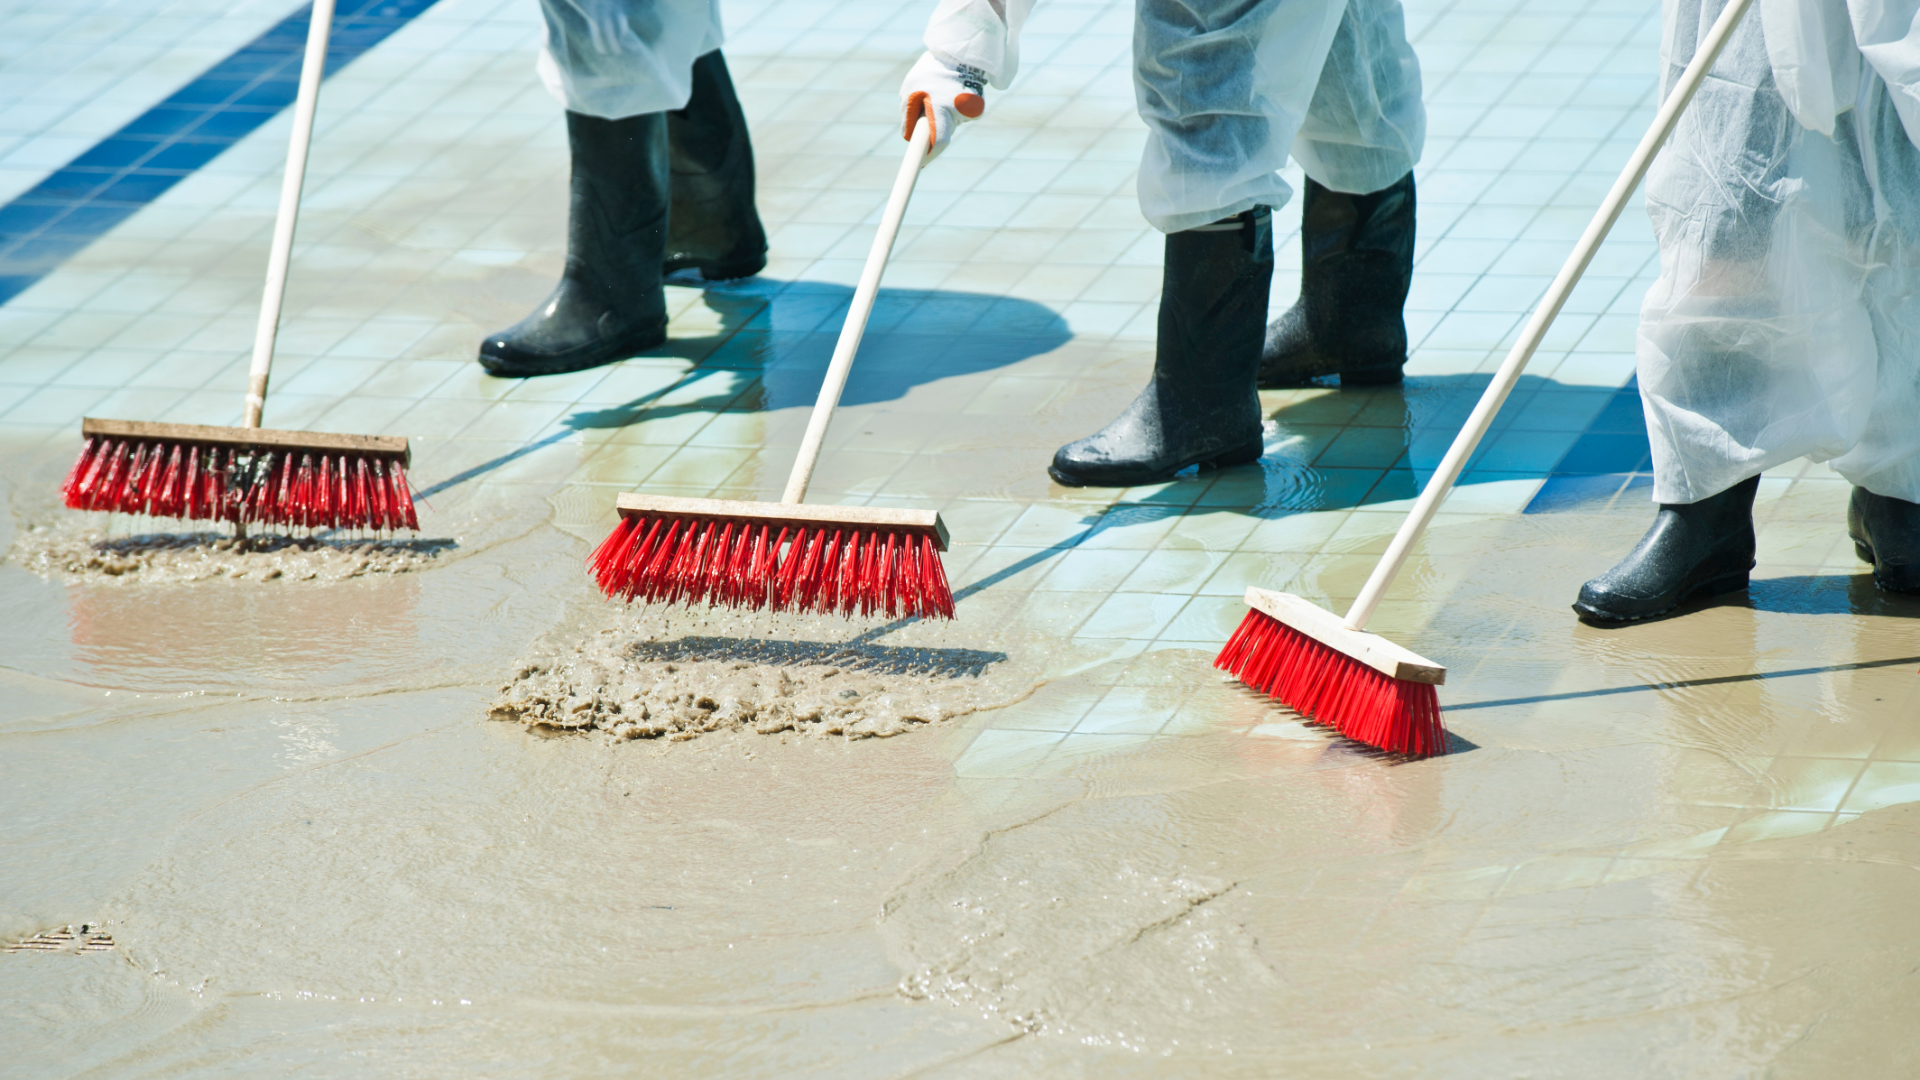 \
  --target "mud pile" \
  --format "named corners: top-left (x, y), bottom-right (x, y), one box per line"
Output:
top-left (8, 521), bottom-right (450, 583)
top-left (492, 611), bottom-right (1045, 742)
